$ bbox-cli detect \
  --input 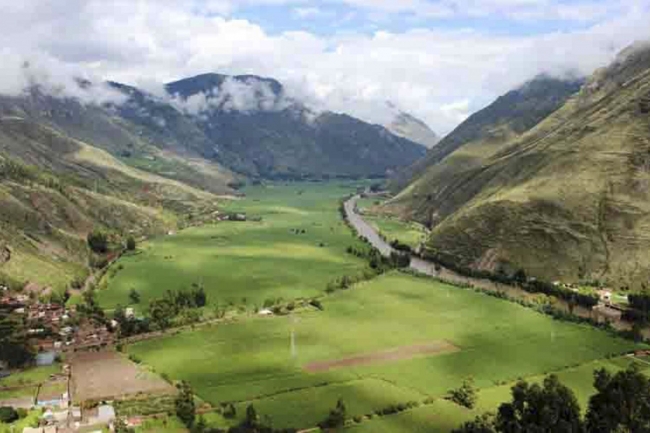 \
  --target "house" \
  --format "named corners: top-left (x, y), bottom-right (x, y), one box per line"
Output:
top-left (96, 405), bottom-right (116, 424)
top-left (71, 407), bottom-right (82, 422)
